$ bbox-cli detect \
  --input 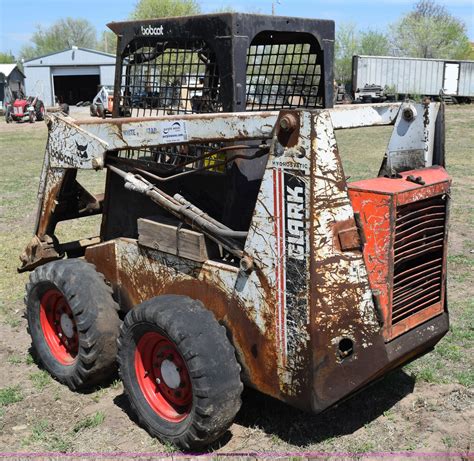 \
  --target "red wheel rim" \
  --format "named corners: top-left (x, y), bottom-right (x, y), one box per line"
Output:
top-left (135, 332), bottom-right (192, 422)
top-left (39, 289), bottom-right (79, 365)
